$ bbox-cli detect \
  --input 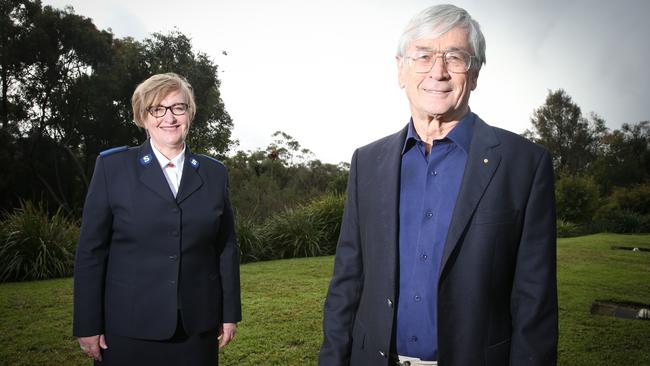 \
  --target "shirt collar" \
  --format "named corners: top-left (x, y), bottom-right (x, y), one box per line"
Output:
top-left (150, 142), bottom-right (186, 169)
top-left (401, 110), bottom-right (475, 155)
